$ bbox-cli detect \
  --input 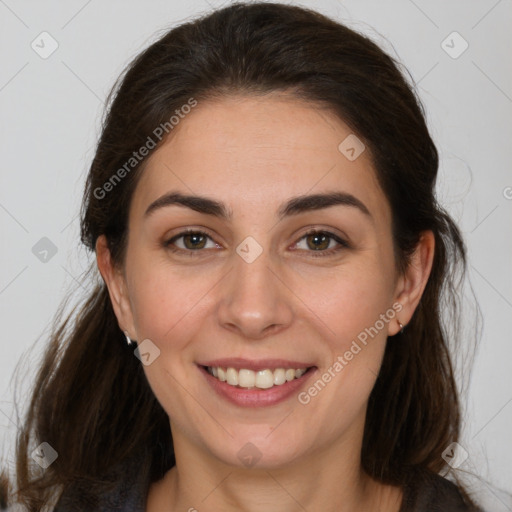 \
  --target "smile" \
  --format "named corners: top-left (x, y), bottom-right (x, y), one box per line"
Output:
top-left (198, 358), bottom-right (317, 407)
